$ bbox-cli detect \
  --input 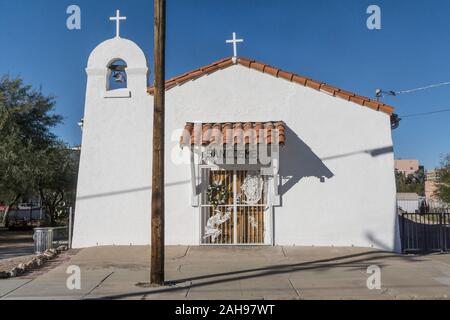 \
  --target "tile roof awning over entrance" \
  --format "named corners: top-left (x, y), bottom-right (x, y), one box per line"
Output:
top-left (180, 121), bottom-right (286, 147)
